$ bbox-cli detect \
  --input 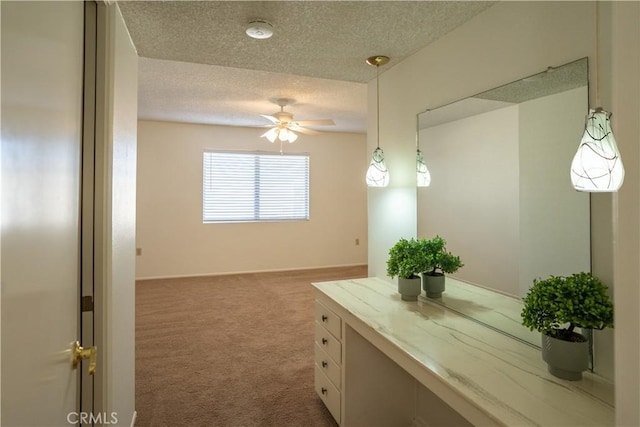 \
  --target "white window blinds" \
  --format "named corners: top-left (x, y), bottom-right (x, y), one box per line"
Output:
top-left (203, 151), bottom-right (310, 222)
